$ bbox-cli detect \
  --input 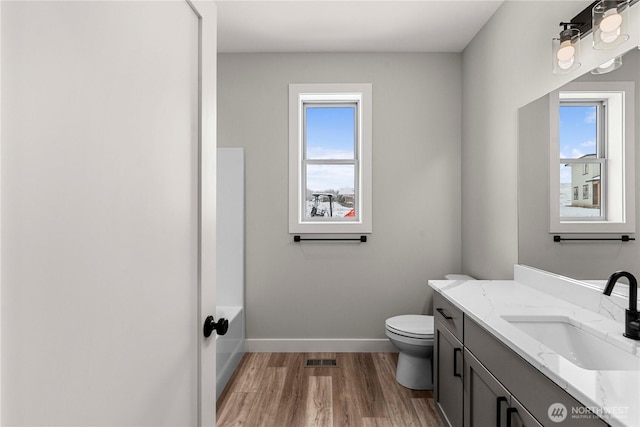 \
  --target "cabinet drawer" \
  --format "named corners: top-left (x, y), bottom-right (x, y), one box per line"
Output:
top-left (464, 317), bottom-right (608, 427)
top-left (433, 292), bottom-right (464, 341)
